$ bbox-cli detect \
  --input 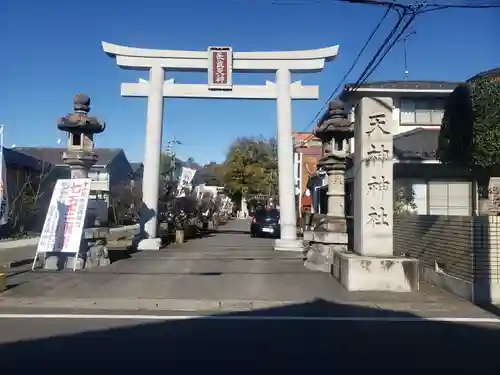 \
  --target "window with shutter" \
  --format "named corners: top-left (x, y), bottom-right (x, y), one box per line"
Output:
top-left (412, 183), bottom-right (427, 214)
top-left (429, 182), bottom-right (449, 215)
top-left (415, 100), bottom-right (432, 124)
top-left (431, 99), bottom-right (446, 124)
top-left (429, 181), bottom-right (471, 215)
top-left (447, 182), bottom-right (471, 215)
top-left (400, 99), bottom-right (416, 124)
top-left (394, 179), bottom-right (428, 214)
top-left (399, 97), bottom-right (448, 126)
